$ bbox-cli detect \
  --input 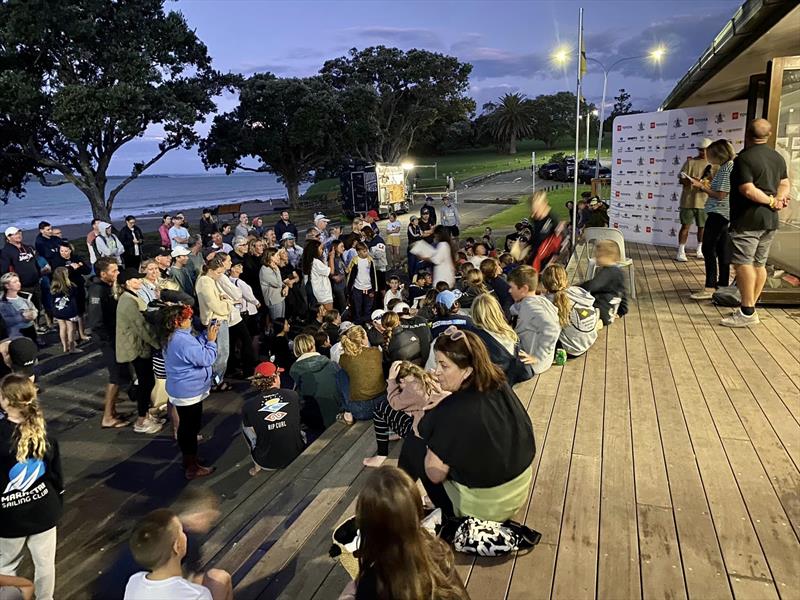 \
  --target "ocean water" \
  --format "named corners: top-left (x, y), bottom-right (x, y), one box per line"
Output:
top-left (0, 172), bottom-right (310, 230)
